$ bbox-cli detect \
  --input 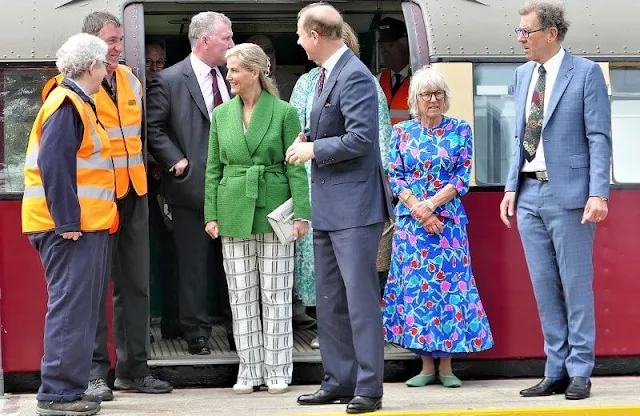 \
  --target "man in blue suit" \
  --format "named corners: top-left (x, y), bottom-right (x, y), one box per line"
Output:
top-left (286, 2), bottom-right (392, 413)
top-left (500, 0), bottom-right (611, 401)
